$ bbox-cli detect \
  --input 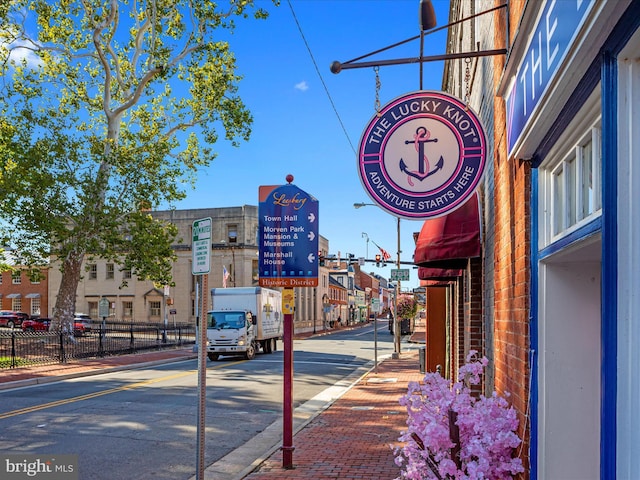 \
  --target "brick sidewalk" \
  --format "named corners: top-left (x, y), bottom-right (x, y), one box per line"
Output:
top-left (242, 350), bottom-right (423, 480)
